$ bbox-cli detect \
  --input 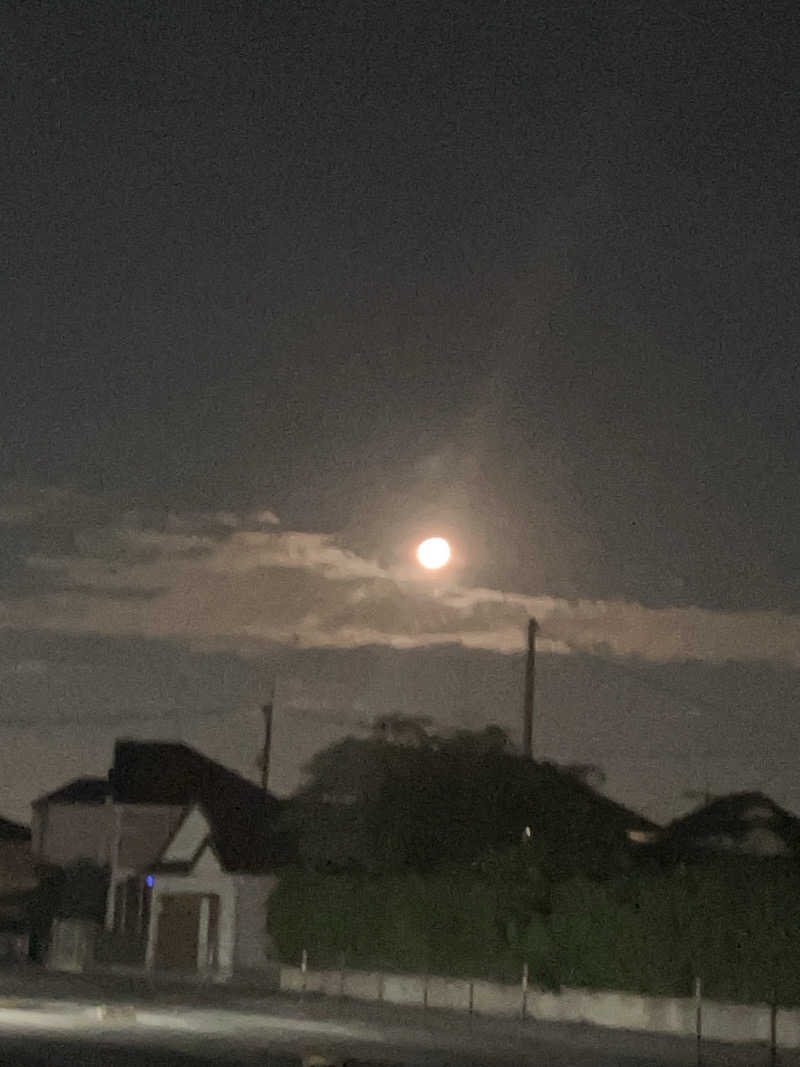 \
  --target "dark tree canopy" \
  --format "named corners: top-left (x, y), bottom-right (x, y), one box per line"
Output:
top-left (281, 716), bottom-right (646, 878)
